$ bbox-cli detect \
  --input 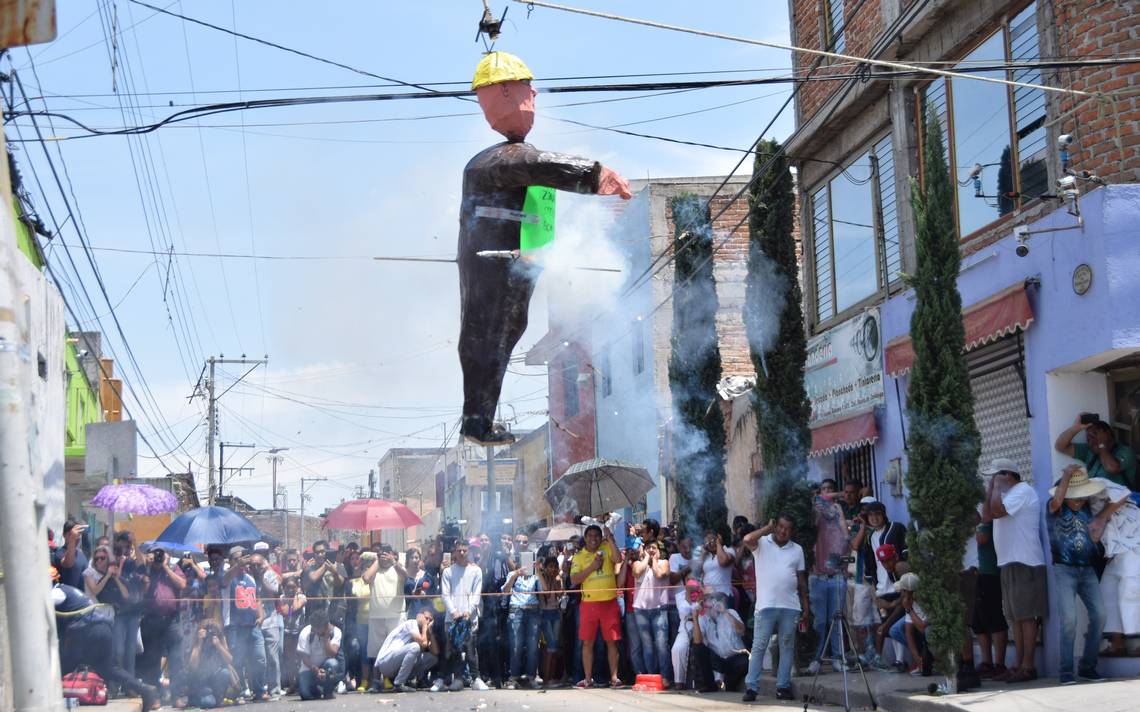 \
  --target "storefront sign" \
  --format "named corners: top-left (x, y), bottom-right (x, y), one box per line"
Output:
top-left (806, 309), bottom-right (885, 426)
